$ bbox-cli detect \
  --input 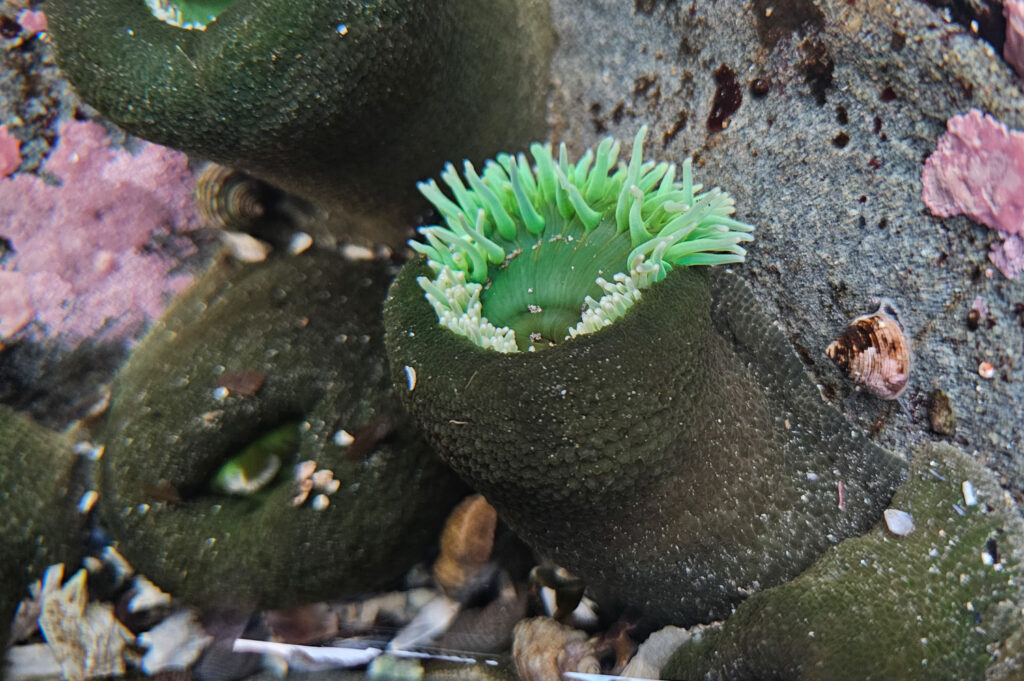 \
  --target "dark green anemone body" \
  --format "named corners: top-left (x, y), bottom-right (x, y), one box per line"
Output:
top-left (46, 0), bottom-right (552, 245)
top-left (99, 251), bottom-right (466, 609)
top-left (663, 443), bottom-right (1024, 680)
top-left (0, 407), bottom-right (85, 655)
top-left (384, 131), bottom-right (907, 625)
